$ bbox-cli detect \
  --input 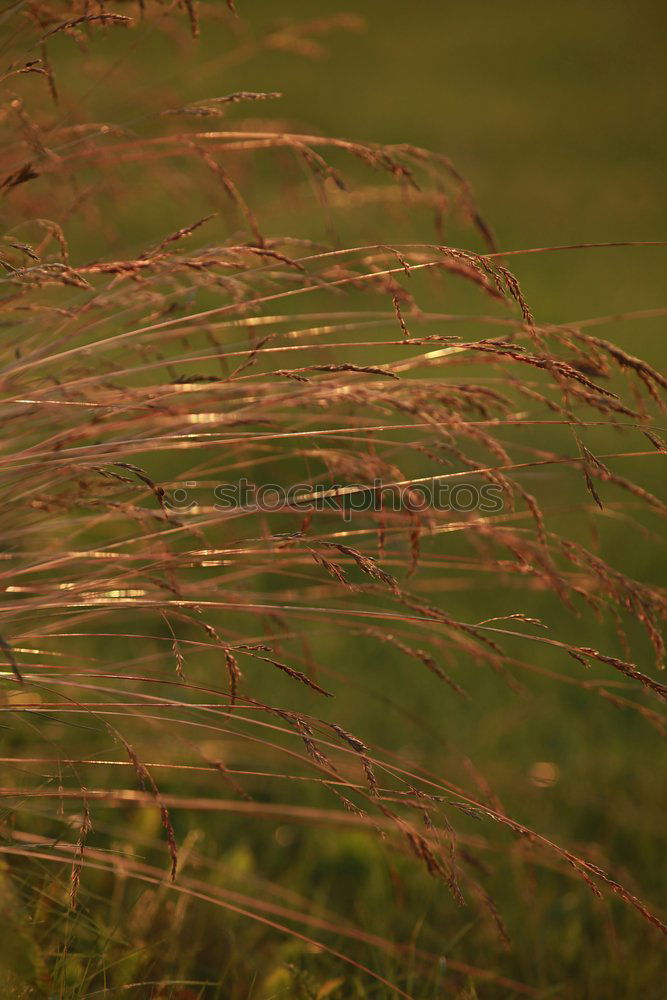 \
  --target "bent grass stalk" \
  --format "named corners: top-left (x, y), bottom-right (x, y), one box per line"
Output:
top-left (0, 3), bottom-right (665, 996)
